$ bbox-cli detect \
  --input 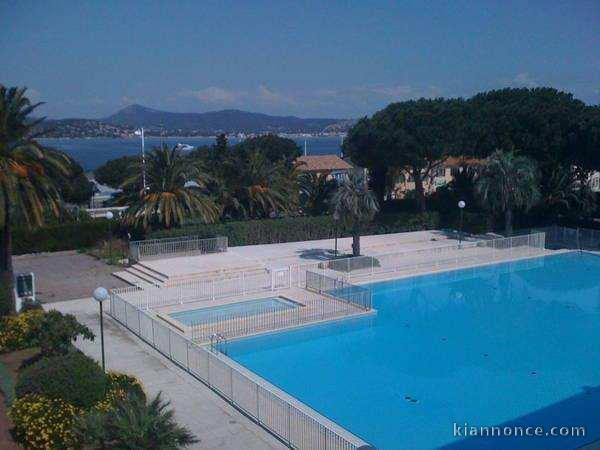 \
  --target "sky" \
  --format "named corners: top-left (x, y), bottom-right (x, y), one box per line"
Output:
top-left (1, 0), bottom-right (599, 119)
